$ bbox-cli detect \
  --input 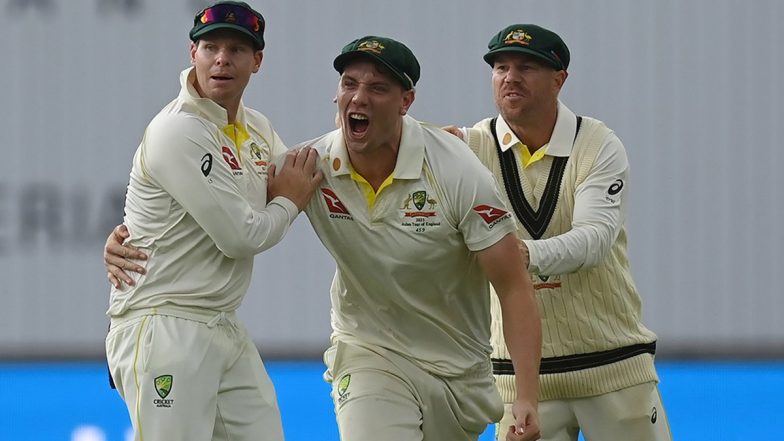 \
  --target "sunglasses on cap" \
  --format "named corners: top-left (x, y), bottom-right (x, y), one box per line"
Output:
top-left (197, 3), bottom-right (263, 33)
